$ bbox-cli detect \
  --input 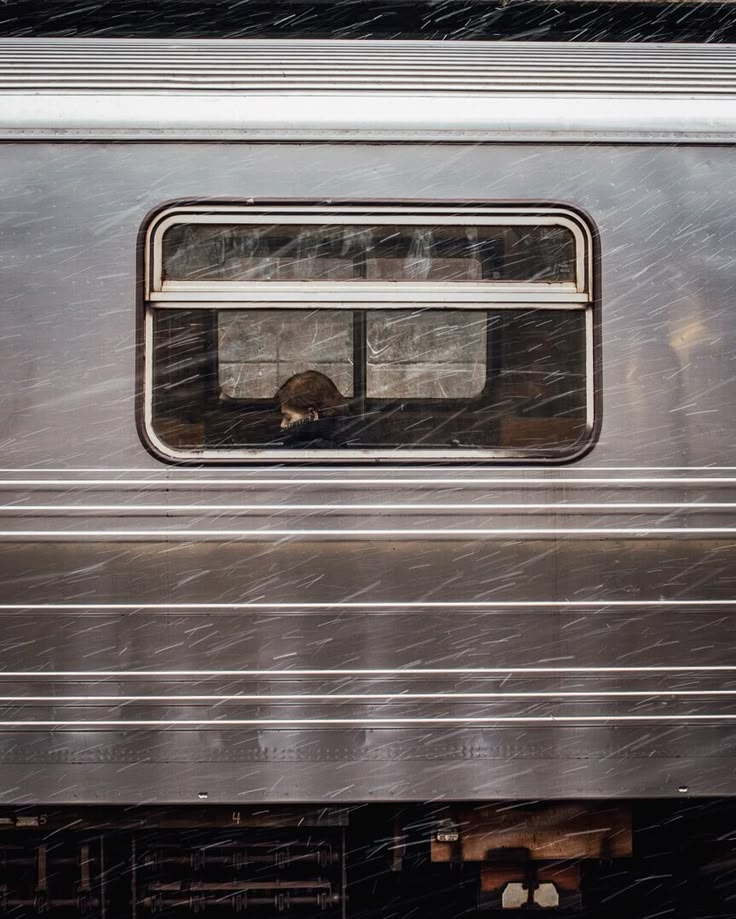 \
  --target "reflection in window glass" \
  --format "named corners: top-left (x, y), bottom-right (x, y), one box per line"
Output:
top-left (151, 307), bottom-right (588, 453)
top-left (162, 223), bottom-right (576, 284)
top-left (218, 310), bottom-right (354, 399)
top-left (366, 310), bottom-right (486, 399)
